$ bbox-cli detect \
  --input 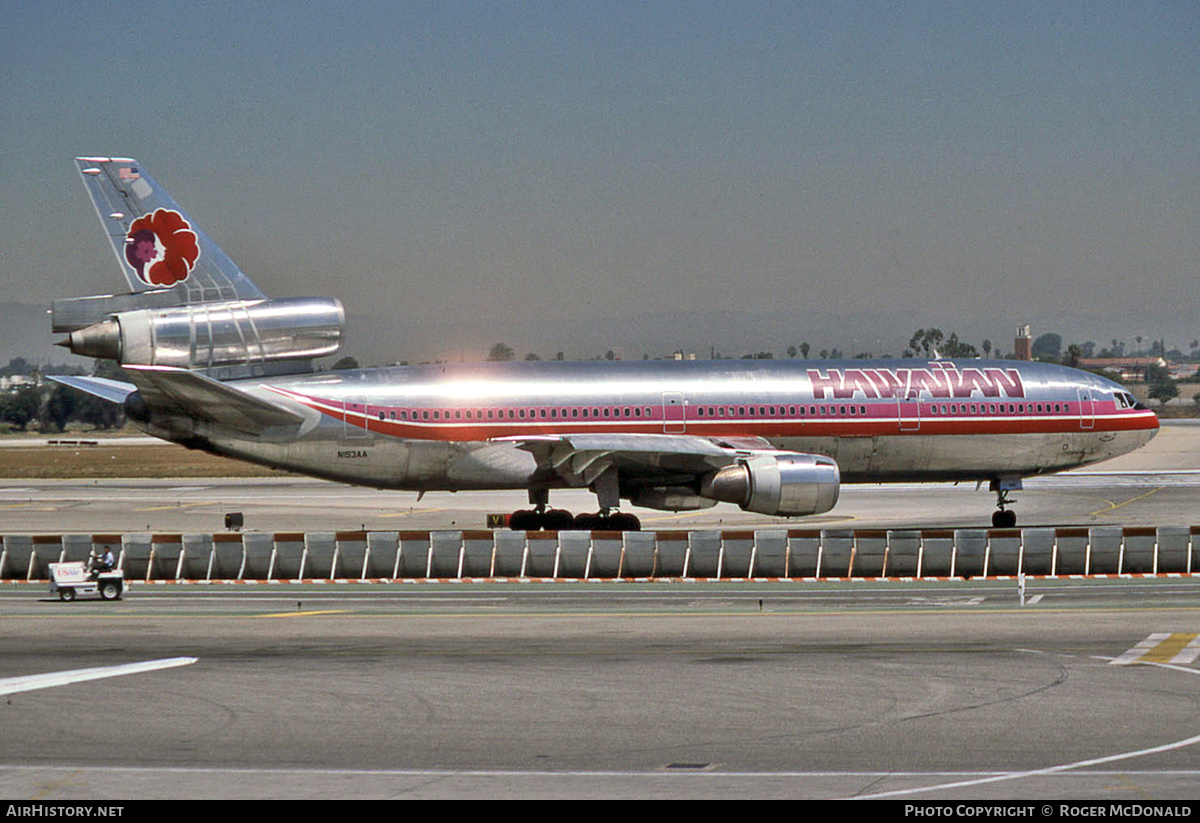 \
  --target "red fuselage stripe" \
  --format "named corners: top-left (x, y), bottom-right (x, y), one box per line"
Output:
top-left (268, 387), bottom-right (1158, 442)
